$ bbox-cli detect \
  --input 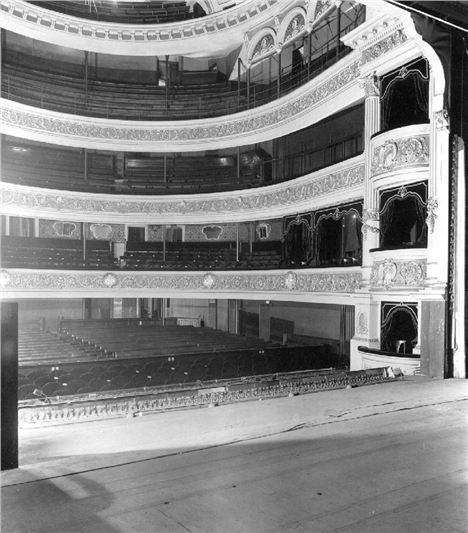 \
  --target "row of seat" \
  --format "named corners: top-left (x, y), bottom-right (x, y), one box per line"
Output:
top-left (2, 138), bottom-right (264, 195)
top-left (2, 58), bottom-right (241, 120)
top-left (1, 237), bottom-right (116, 270)
top-left (19, 331), bottom-right (339, 401)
